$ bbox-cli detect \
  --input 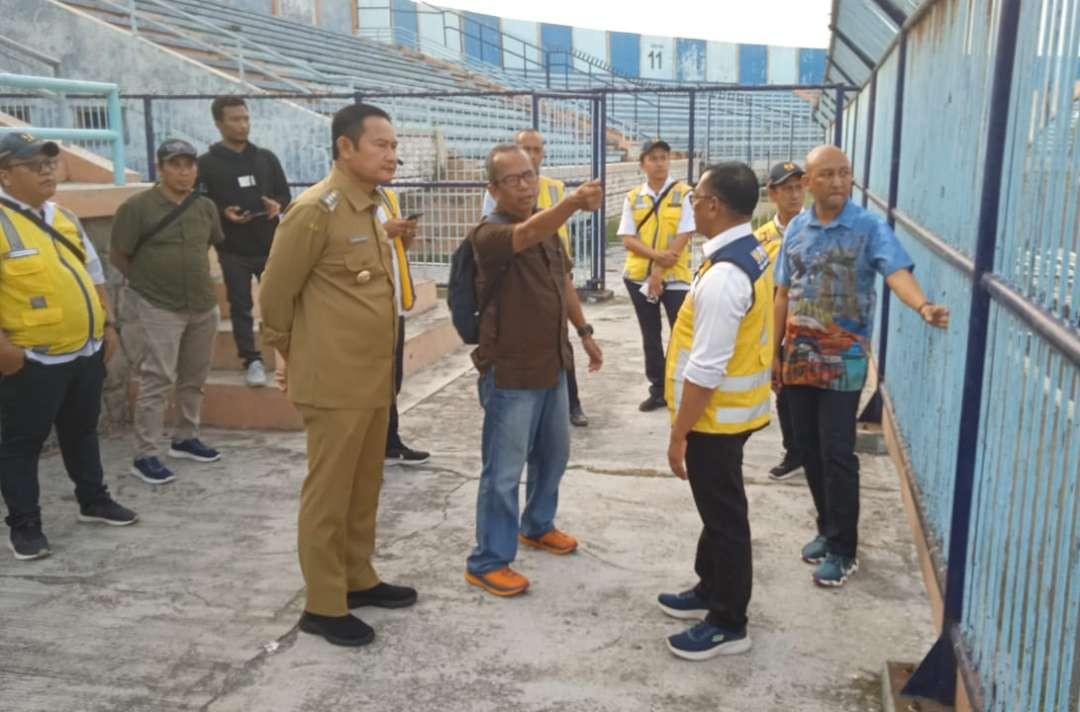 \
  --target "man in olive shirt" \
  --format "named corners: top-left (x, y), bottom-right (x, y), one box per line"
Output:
top-left (260, 104), bottom-right (417, 648)
top-left (464, 145), bottom-right (603, 598)
top-left (111, 139), bottom-right (224, 485)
